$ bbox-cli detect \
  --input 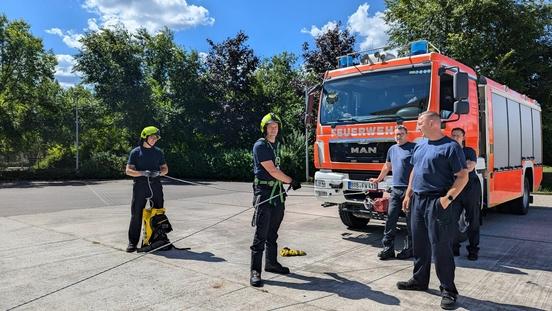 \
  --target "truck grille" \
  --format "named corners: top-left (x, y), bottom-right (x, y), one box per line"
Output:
top-left (329, 141), bottom-right (395, 163)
